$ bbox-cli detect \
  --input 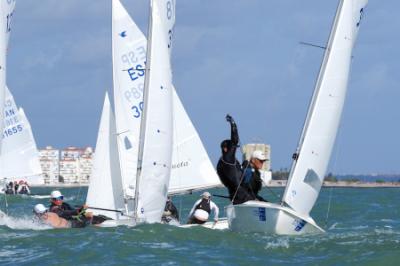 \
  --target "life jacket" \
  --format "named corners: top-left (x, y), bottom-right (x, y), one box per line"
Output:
top-left (195, 198), bottom-right (211, 214)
